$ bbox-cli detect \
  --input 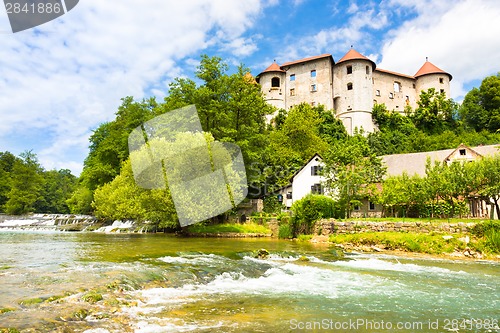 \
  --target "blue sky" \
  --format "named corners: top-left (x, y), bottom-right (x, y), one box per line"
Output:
top-left (1, 0), bottom-right (500, 175)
